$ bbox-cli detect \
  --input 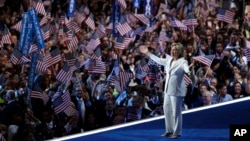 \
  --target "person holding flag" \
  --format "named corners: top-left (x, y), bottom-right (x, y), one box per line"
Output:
top-left (140, 42), bottom-right (194, 139)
